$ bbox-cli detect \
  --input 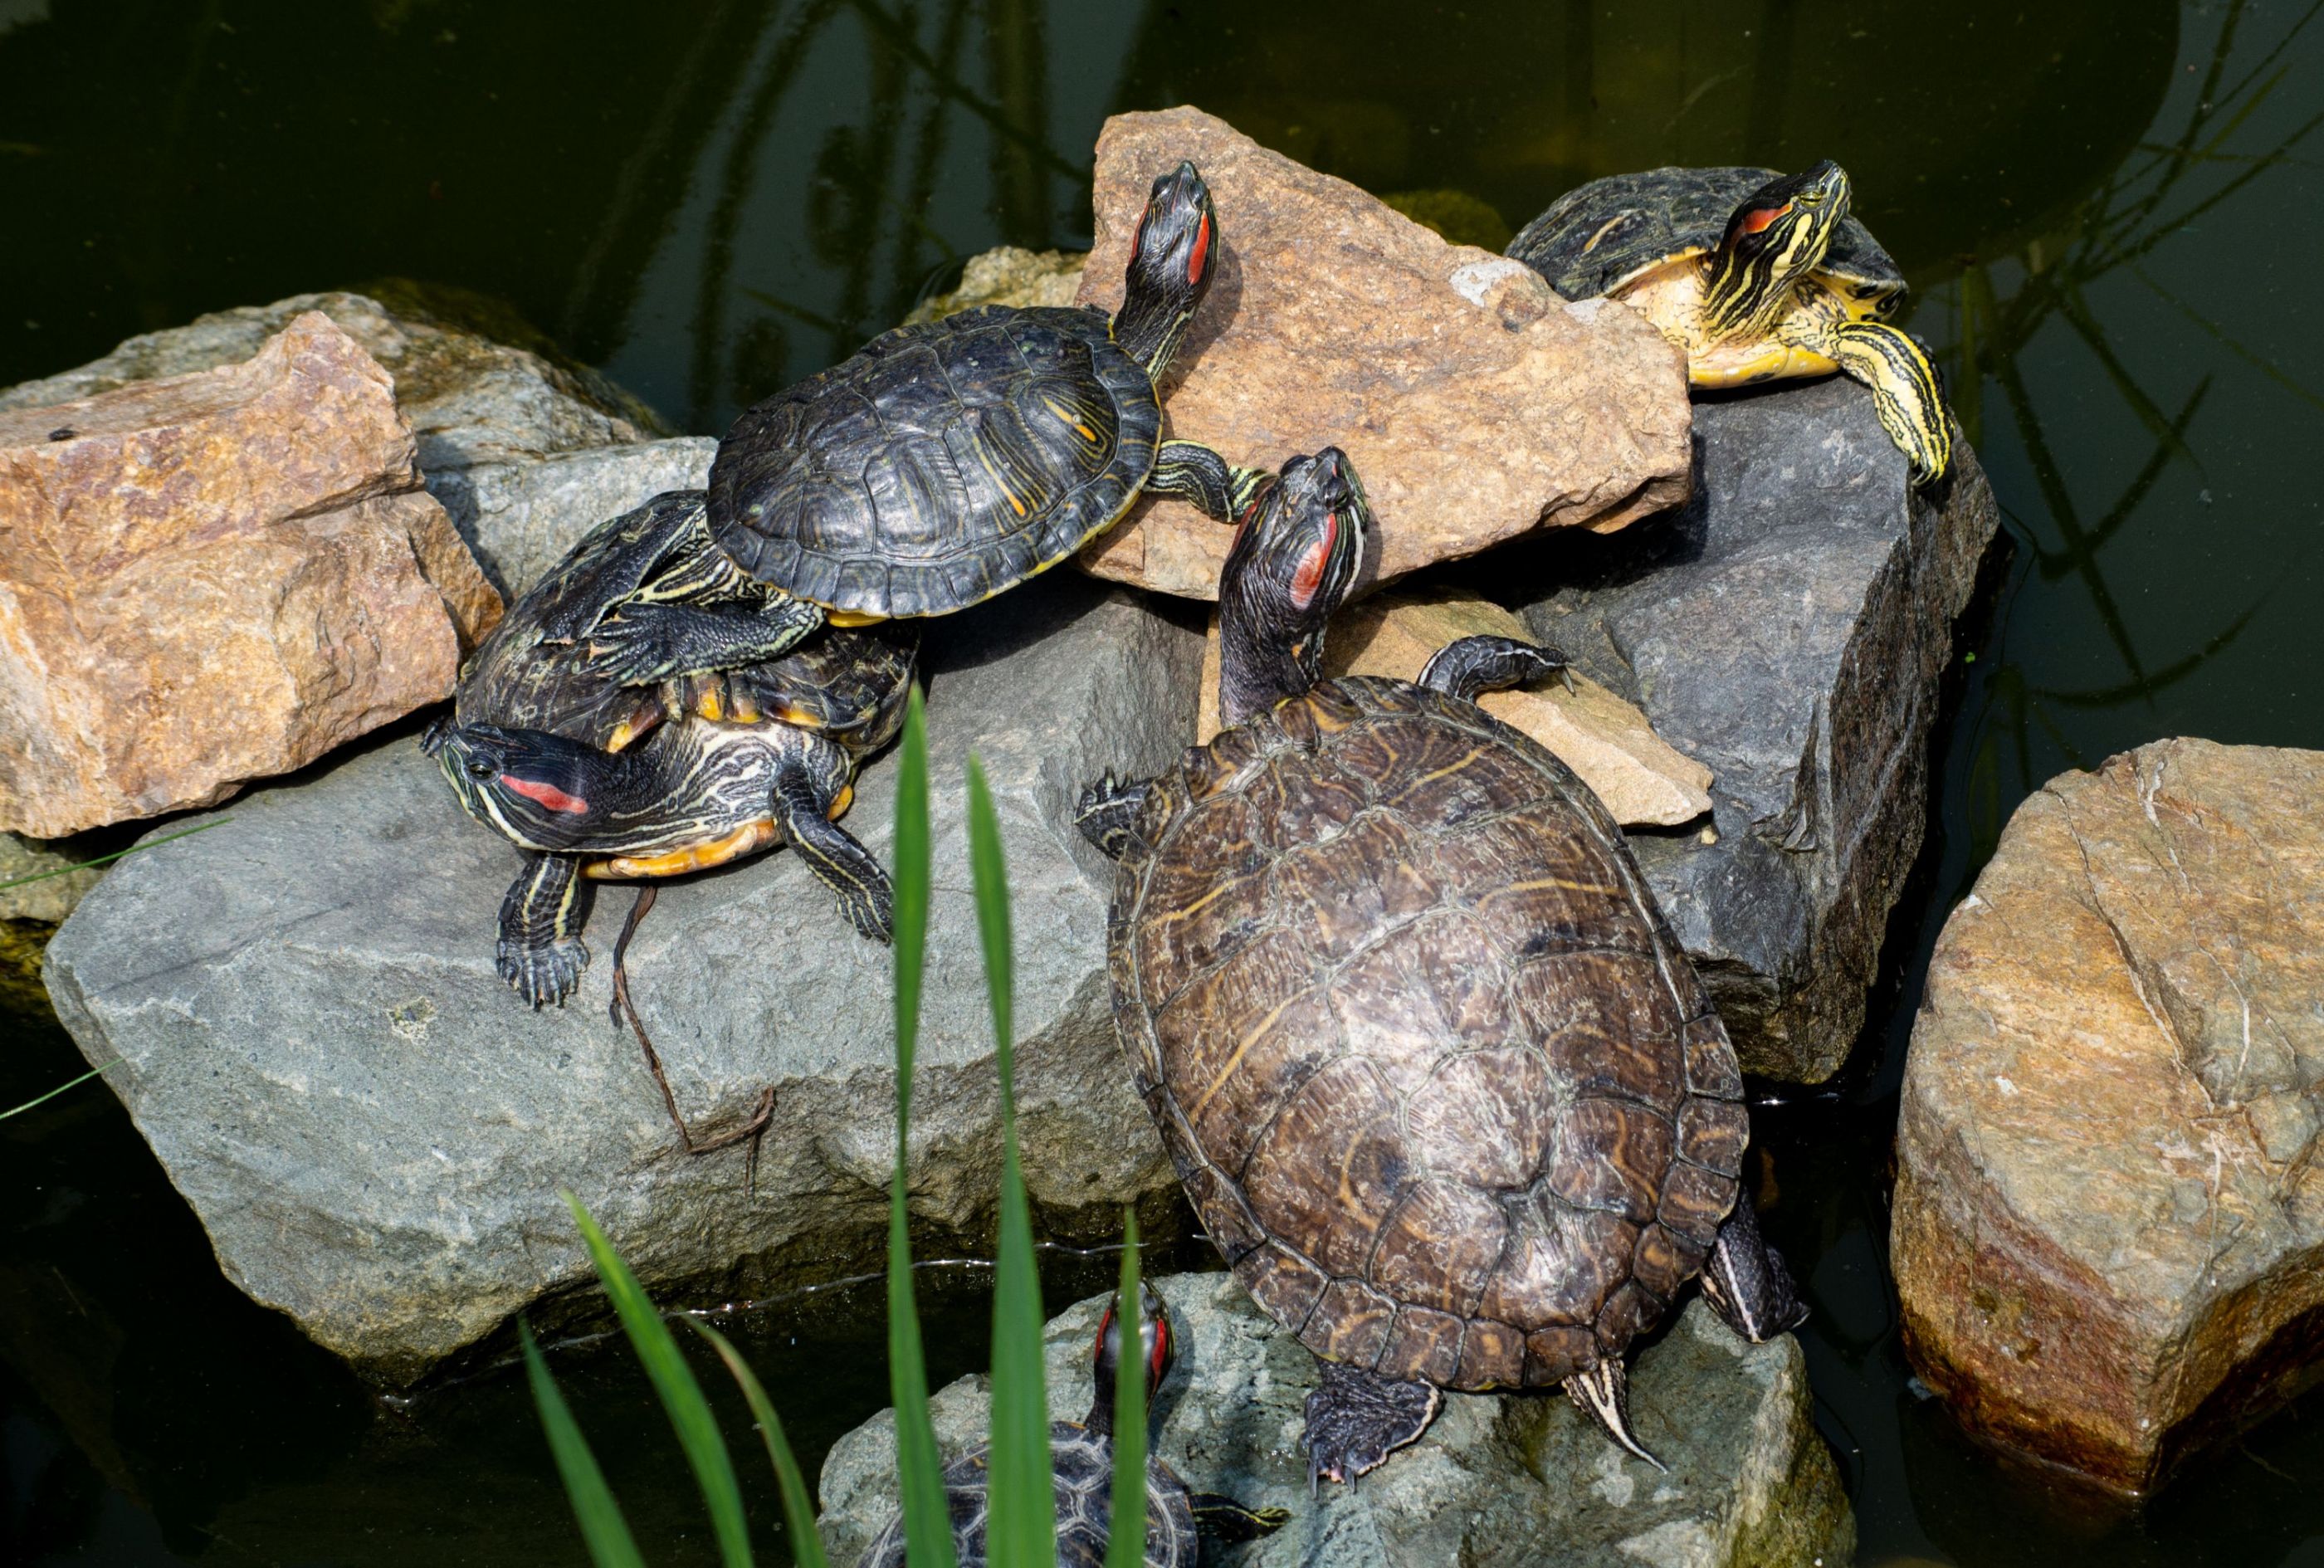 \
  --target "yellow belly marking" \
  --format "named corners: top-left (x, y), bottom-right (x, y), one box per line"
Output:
top-left (585, 819), bottom-right (779, 879)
